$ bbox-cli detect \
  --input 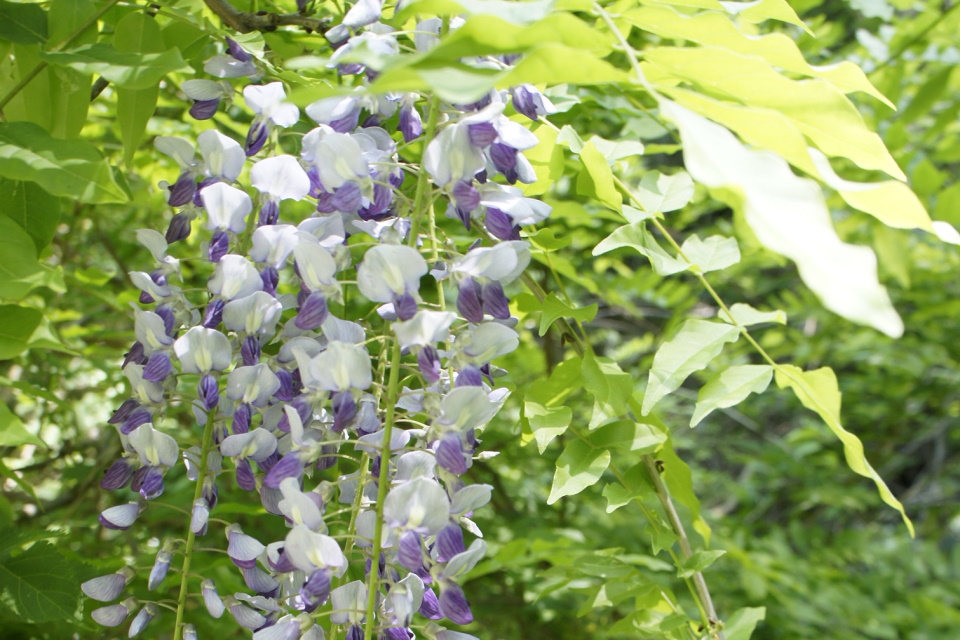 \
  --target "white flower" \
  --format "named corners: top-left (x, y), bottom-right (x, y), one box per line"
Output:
top-left (198, 130), bottom-right (245, 182)
top-left (209, 255), bottom-right (263, 300)
top-left (250, 156), bottom-right (310, 201)
top-left (356, 244), bottom-right (427, 302)
top-left (202, 183), bottom-right (252, 233)
top-left (174, 327), bottom-right (232, 373)
top-left (244, 82), bottom-right (299, 127)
